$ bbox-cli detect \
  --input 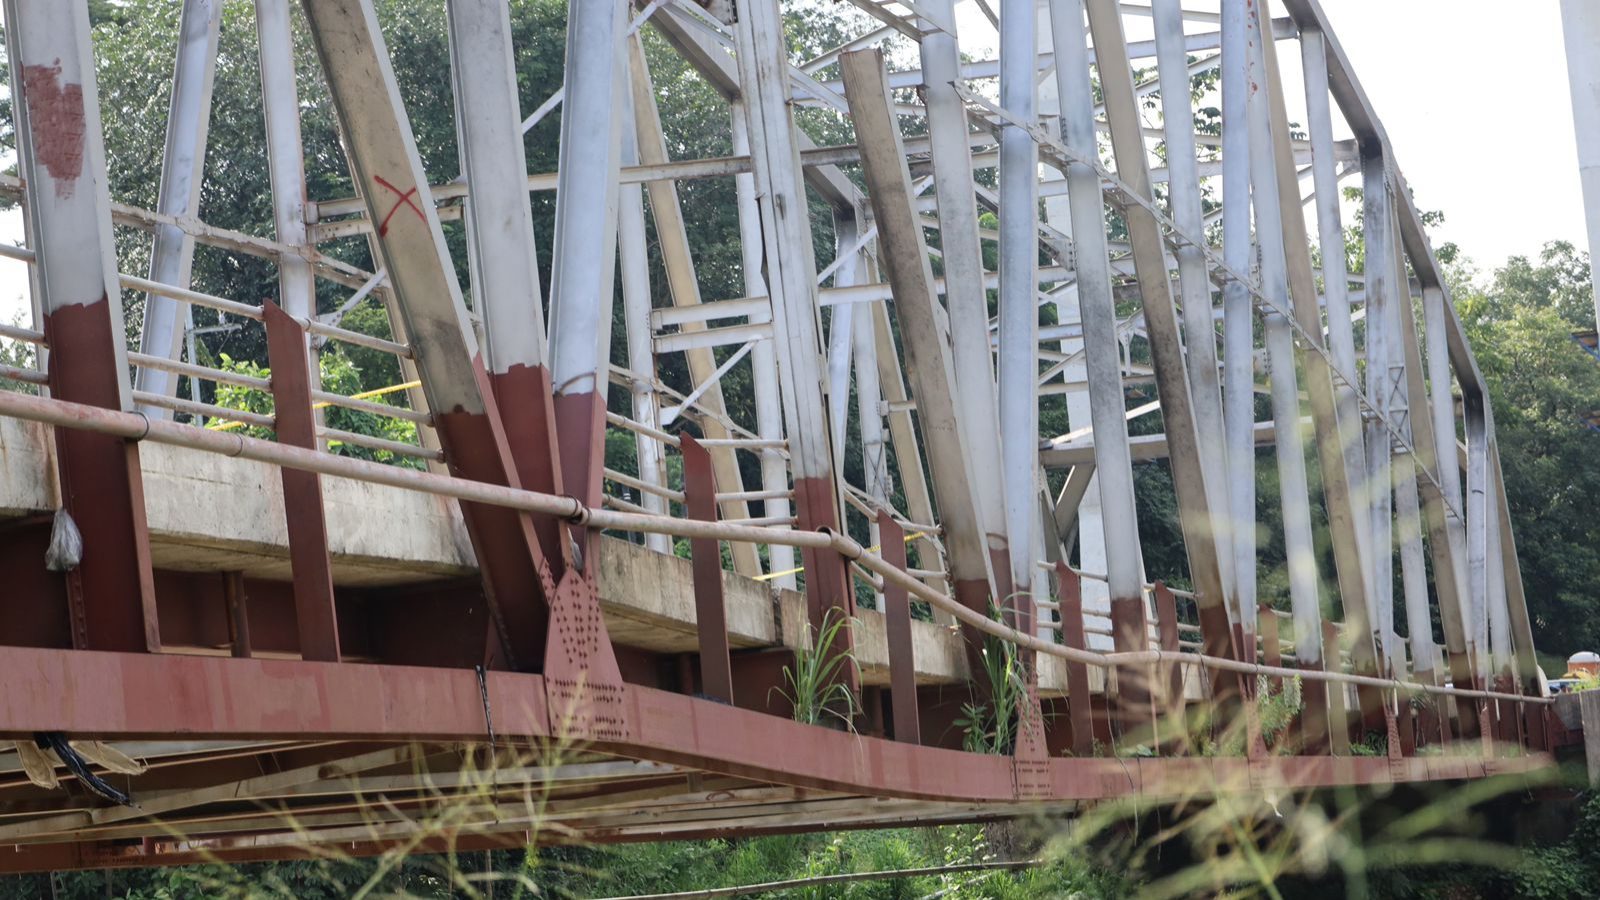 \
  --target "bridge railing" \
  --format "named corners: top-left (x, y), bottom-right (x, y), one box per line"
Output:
top-left (0, 383), bottom-right (1556, 765)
